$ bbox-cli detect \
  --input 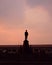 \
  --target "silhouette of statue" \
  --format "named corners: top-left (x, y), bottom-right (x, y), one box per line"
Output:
top-left (22, 30), bottom-right (30, 54)
top-left (25, 30), bottom-right (28, 40)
